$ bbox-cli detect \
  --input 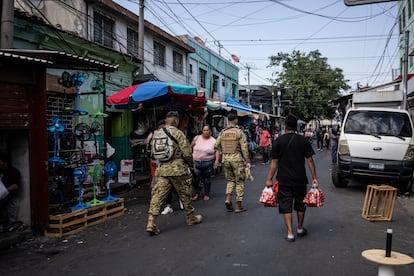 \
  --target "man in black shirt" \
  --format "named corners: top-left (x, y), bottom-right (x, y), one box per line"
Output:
top-left (0, 153), bottom-right (21, 230)
top-left (266, 115), bottom-right (318, 242)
